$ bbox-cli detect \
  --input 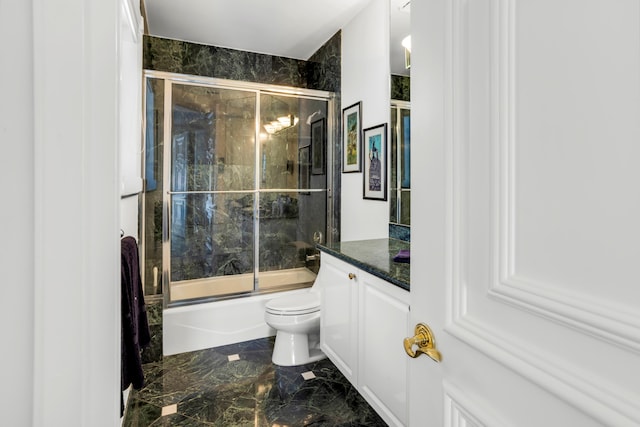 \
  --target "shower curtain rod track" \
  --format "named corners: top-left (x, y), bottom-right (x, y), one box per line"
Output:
top-left (167, 189), bottom-right (328, 195)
